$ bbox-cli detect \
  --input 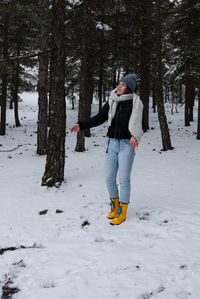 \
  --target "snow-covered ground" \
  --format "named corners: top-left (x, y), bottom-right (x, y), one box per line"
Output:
top-left (0, 93), bottom-right (199, 299)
